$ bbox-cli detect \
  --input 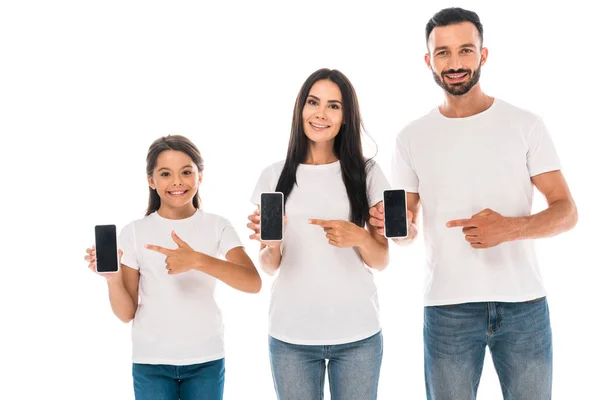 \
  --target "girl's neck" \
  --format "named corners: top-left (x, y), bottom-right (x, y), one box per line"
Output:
top-left (304, 141), bottom-right (338, 165)
top-left (156, 203), bottom-right (197, 220)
